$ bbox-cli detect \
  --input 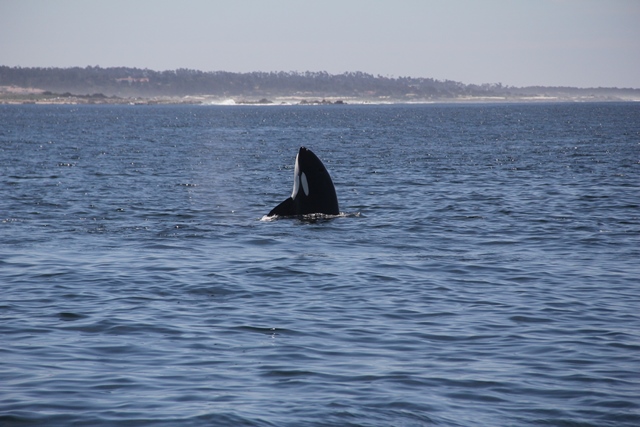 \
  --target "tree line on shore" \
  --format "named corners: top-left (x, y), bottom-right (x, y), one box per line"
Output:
top-left (1, 66), bottom-right (637, 100)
